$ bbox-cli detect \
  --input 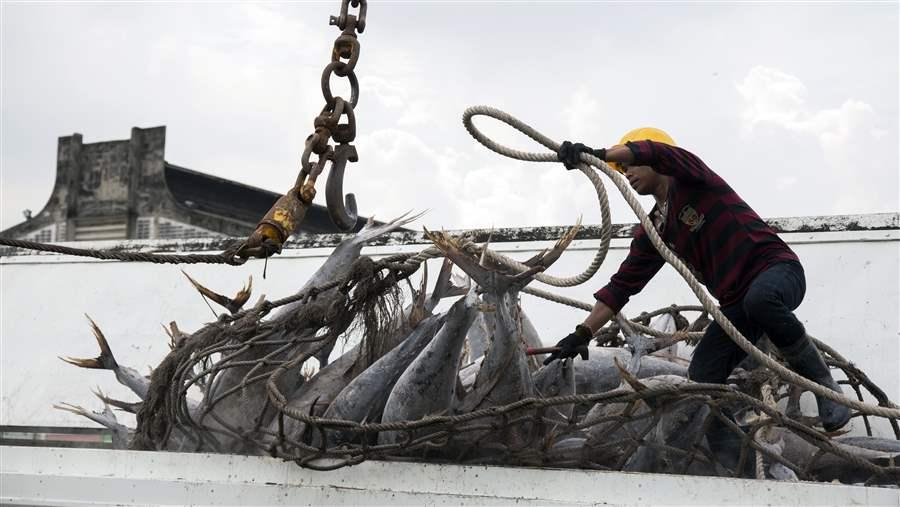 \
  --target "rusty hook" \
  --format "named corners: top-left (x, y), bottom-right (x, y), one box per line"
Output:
top-left (326, 143), bottom-right (359, 231)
